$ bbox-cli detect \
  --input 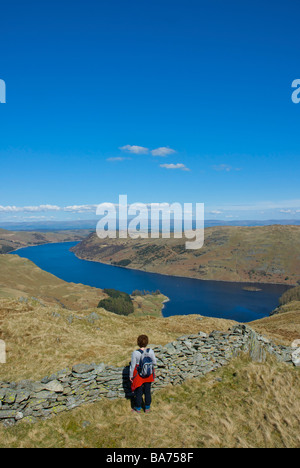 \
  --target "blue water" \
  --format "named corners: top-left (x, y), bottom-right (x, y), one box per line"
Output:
top-left (12, 242), bottom-right (290, 323)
